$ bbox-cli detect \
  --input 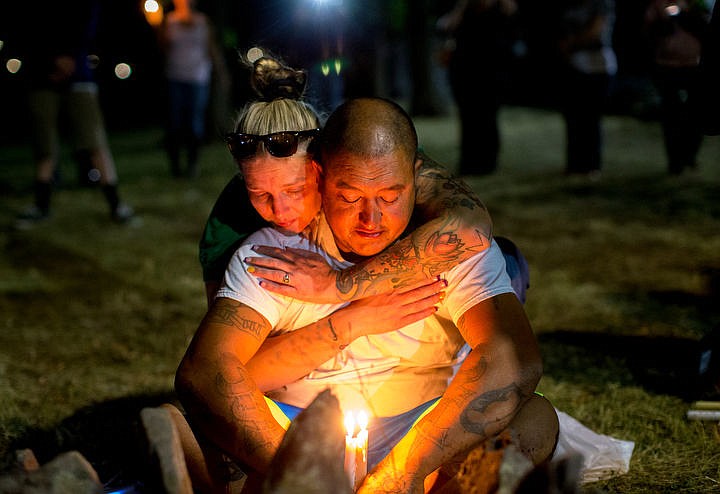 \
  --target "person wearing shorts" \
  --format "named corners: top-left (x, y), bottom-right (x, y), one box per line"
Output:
top-left (16, 0), bottom-right (133, 226)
